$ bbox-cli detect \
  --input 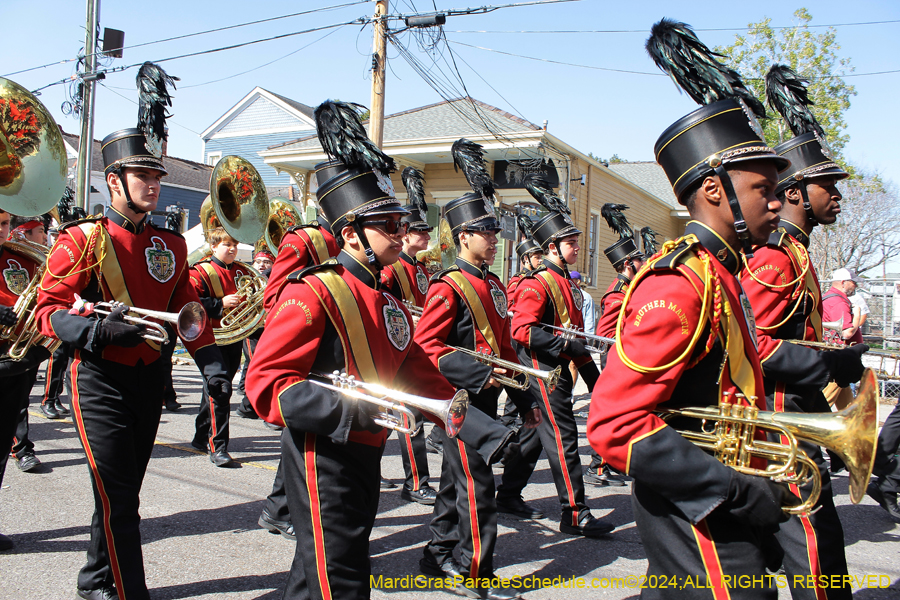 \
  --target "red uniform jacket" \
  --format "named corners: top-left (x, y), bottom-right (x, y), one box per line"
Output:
top-left (594, 274), bottom-right (631, 339)
top-left (415, 259), bottom-right (521, 415)
top-left (189, 257), bottom-right (253, 329)
top-left (263, 224), bottom-right (338, 314)
top-left (245, 251), bottom-right (456, 446)
top-left (506, 274), bottom-right (521, 311)
top-left (381, 251), bottom-right (429, 308)
top-left (0, 242), bottom-right (52, 353)
top-left (740, 220), bottom-right (835, 396)
top-left (36, 209), bottom-right (217, 366)
top-left (510, 259), bottom-right (589, 367)
top-left (587, 221), bottom-right (766, 523)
